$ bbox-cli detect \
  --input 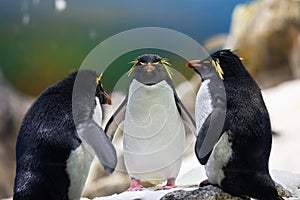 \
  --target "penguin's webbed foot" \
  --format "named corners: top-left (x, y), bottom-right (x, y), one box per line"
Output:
top-left (199, 179), bottom-right (211, 187)
top-left (156, 178), bottom-right (177, 190)
top-left (161, 185), bottom-right (177, 190)
top-left (128, 178), bottom-right (143, 191)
